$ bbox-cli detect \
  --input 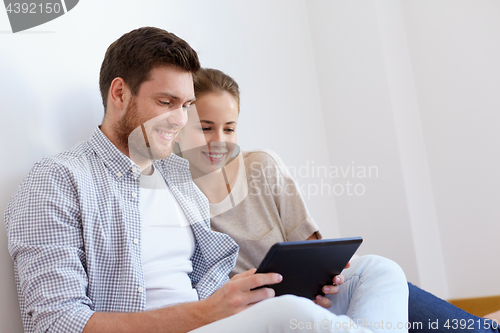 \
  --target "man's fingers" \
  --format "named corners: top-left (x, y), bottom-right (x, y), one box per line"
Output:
top-left (239, 272), bottom-right (282, 291)
top-left (314, 295), bottom-right (332, 308)
top-left (246, 287), bottom-right (275, 304)
top-left (231, 268), bottom-right (257, 281)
